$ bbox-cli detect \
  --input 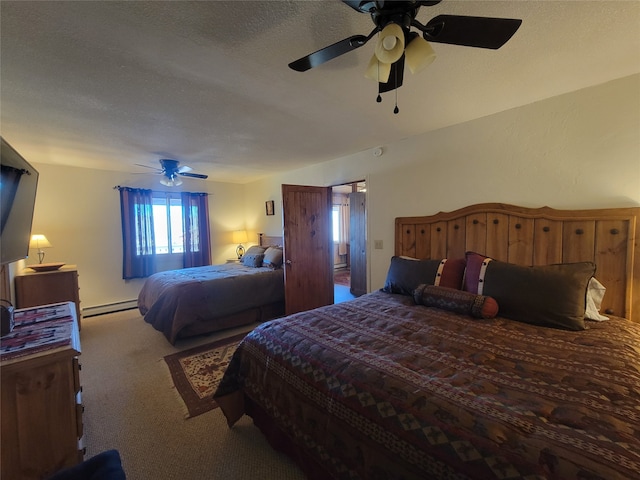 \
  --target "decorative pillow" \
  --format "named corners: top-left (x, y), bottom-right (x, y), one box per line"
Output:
top-left (413, 284), bottom-right (499, 319)
top-left (245, 245), bottom-right (266, 256)
top-left (464, 251), bottom-right (596, 330)
top-left (241, 253), bottom-right (264, 267)
top-left (383, 256), bottom-right (466, 295)
top-left (263, 246), bottom-right (283, 269)
top-left (585, 277), bottom-right (608, 321)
